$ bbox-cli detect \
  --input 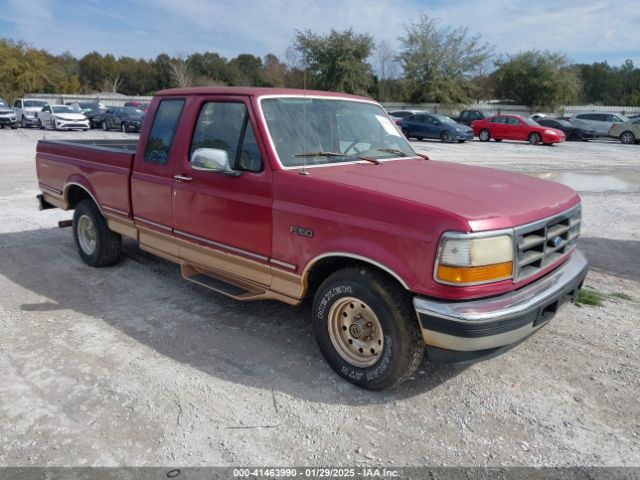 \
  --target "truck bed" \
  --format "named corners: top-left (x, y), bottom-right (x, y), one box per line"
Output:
top-left (36, 139), bottom-right (137, 217)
